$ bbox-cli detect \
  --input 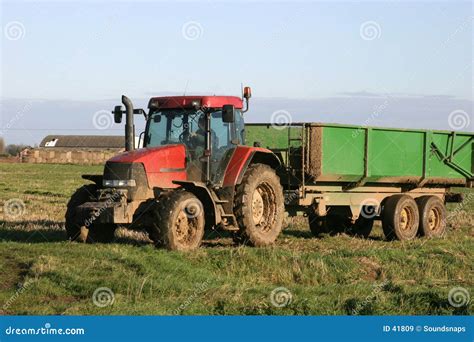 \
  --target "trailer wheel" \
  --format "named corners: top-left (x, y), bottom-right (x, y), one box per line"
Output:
top-left (416, 196), bottom-right (446, 238)
top-left (307, 212), bottom-right (329, 236)
top-left (234, 164), bottom-right (284, 246)
top-left (65, 184), bottom-right (96, 242)
top-left (382, 195), bottom-right (419, 241)
top-left (347, 216), bottom-right (374, 238)
top-left (154, 191), bottom-right (205, 251)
